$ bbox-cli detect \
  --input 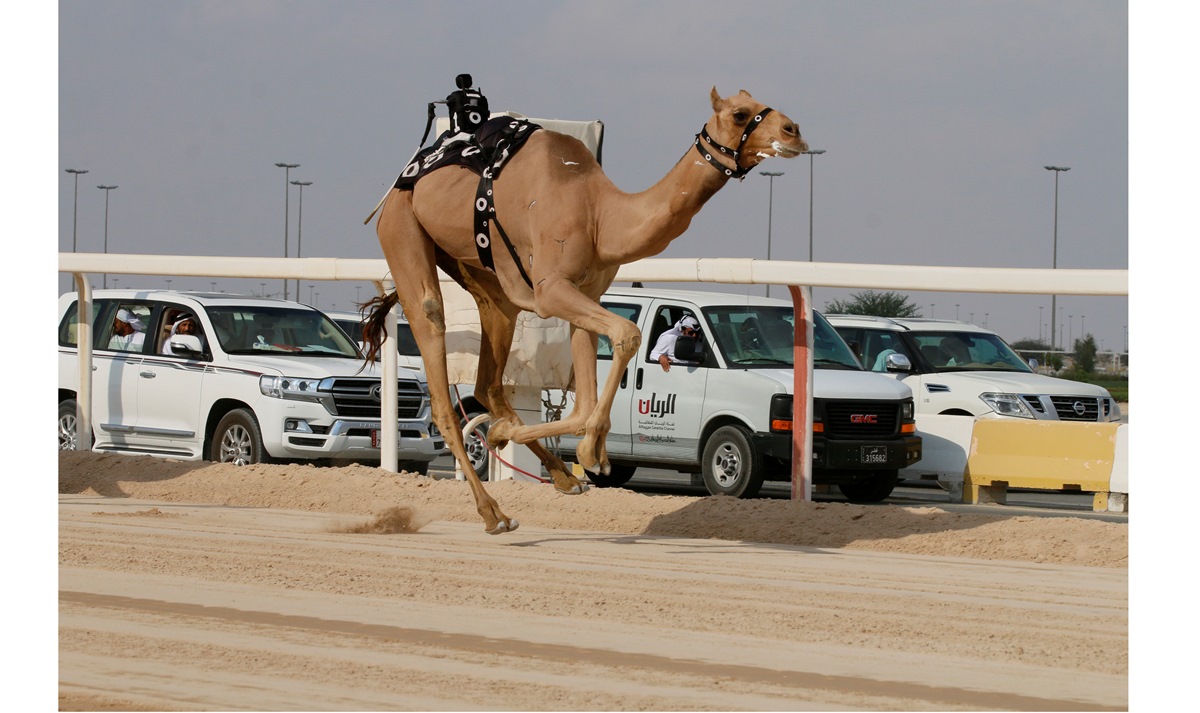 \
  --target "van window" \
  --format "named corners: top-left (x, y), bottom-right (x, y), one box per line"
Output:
top-left (596, 303), bottom-right (641, 359)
